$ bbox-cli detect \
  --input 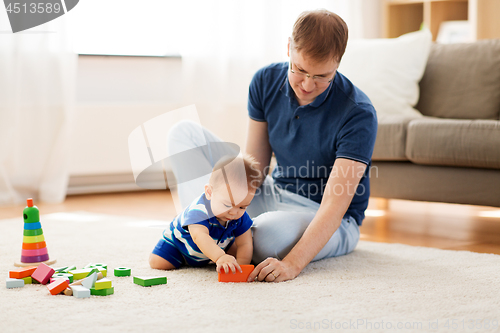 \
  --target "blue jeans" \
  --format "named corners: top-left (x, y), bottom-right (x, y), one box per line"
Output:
top-left (167, 120), bottom-right (360, 264)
